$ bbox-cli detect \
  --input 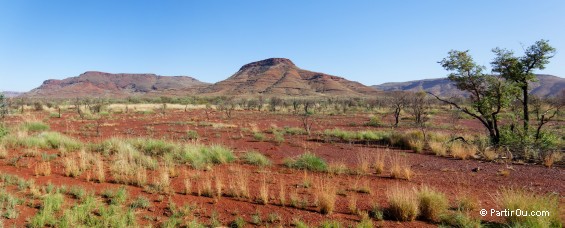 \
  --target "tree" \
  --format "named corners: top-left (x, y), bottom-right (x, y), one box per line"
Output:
top-left (0, 93), bottom-right (6, 119)
top-left (389, 91), bottom-right (408, 128)
top-left (409, 91), bottom-right (429, 125)
top-left (431, 50), bottom-right (517, 145)
top-left (491, 40), bottom-right (556, 132)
